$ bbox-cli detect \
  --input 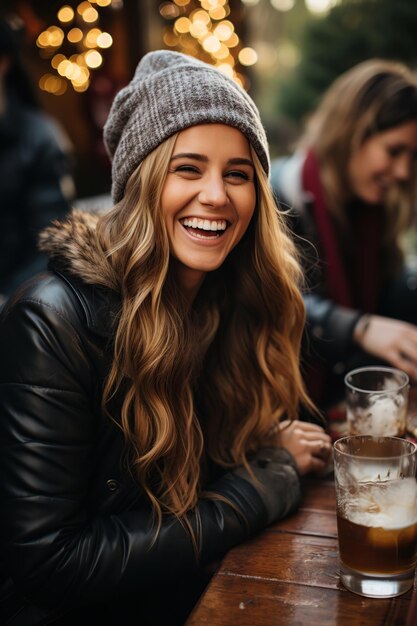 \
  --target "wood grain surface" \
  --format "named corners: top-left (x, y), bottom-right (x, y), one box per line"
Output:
top-left (186, 478), bottom-right (415, 626)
